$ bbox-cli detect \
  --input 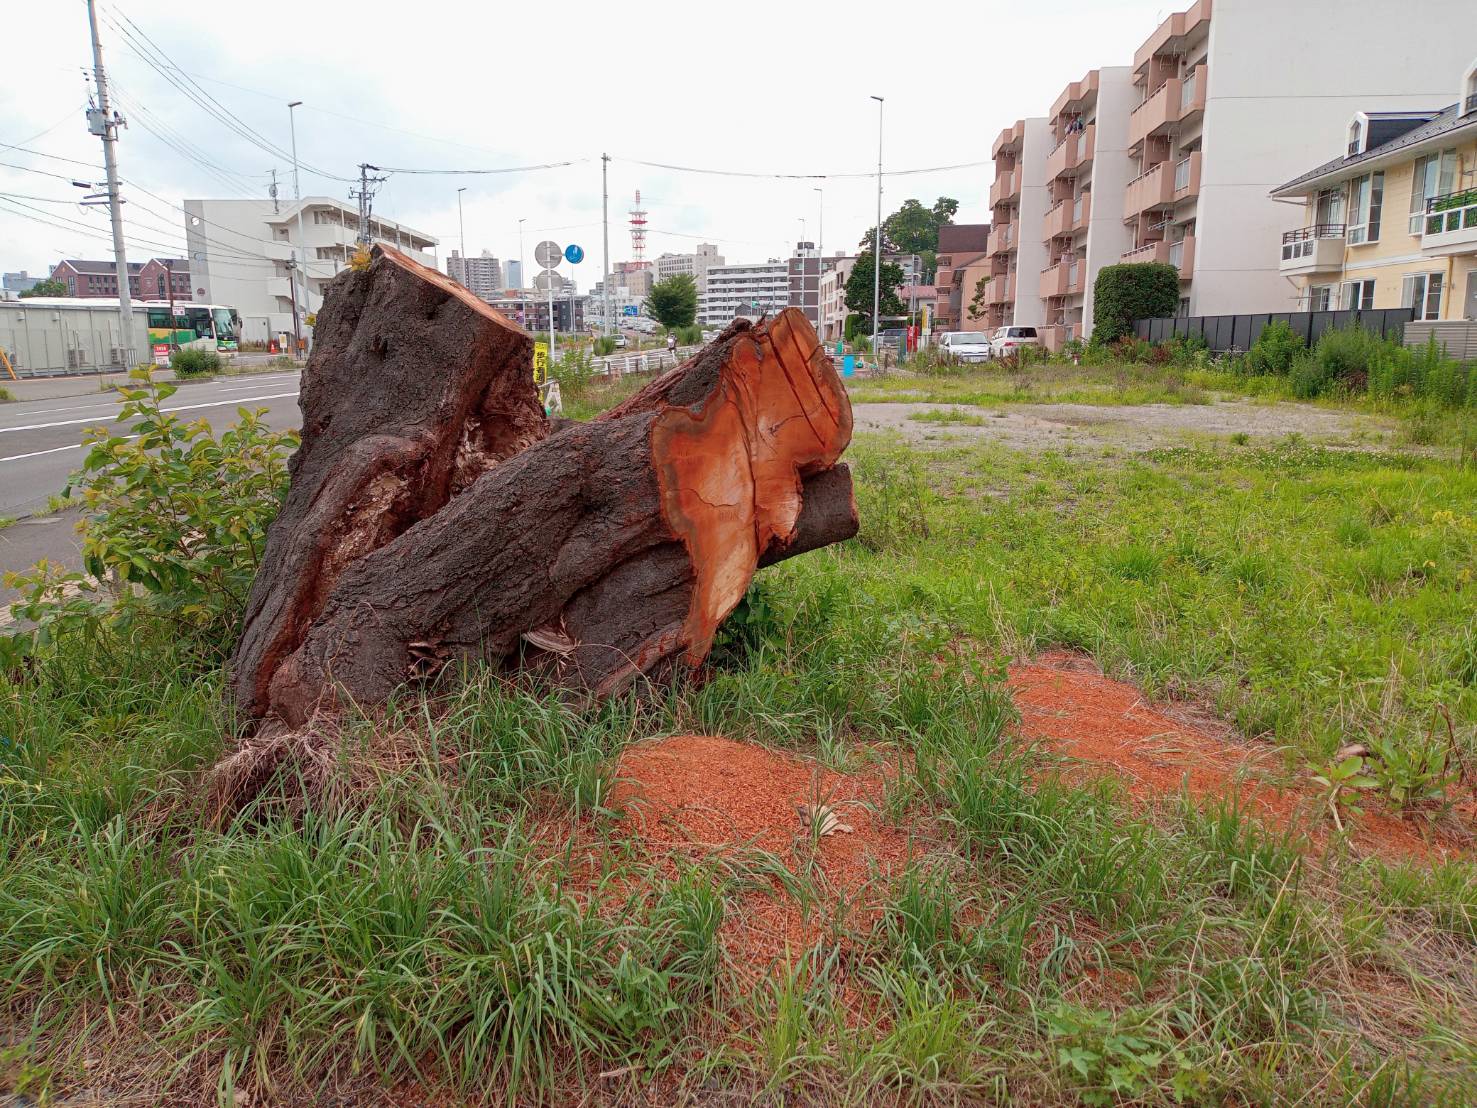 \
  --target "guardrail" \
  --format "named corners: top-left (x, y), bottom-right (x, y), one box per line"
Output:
top-left (1280, 224), bottom-right (1346, 261)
